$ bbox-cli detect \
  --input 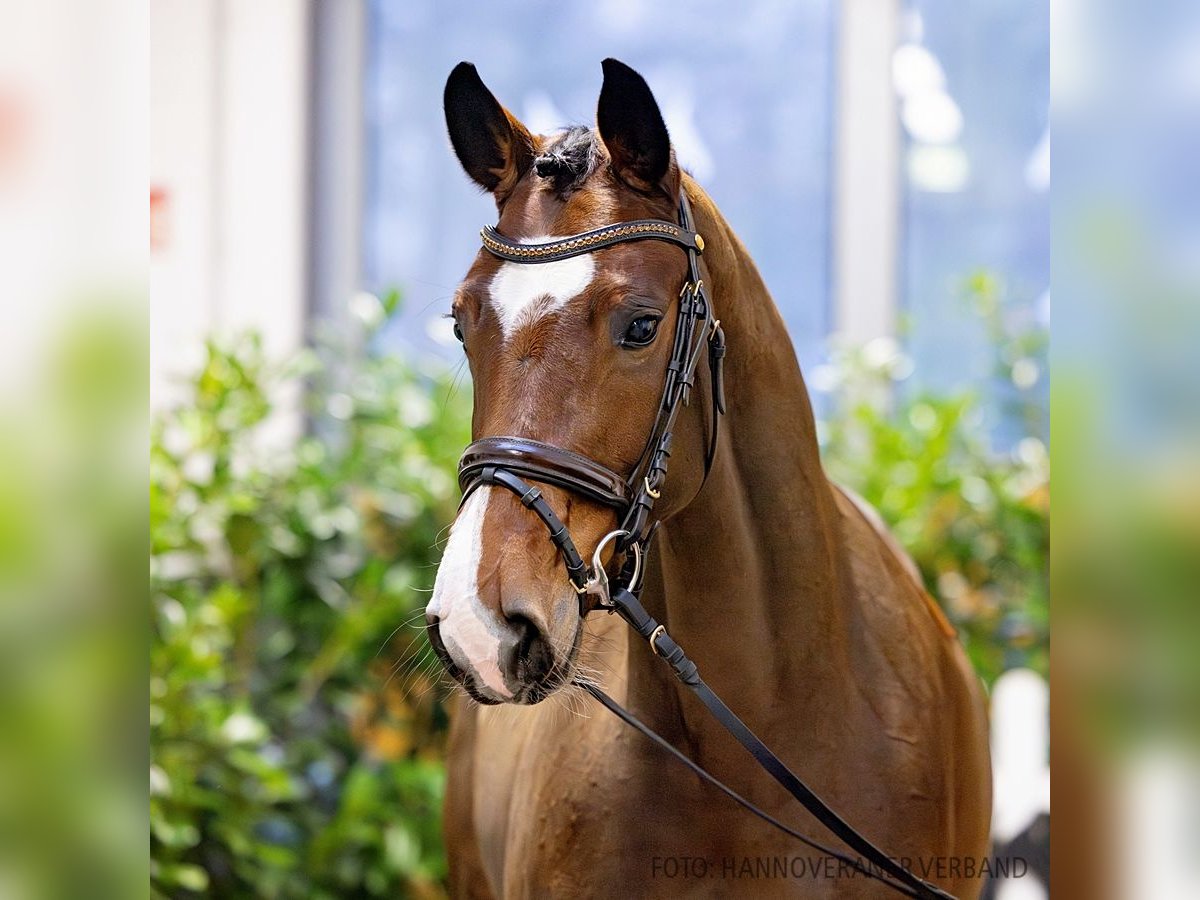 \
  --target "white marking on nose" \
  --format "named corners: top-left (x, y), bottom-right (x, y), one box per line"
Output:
top-left (427, 489), bottom-right (511, 699)
top-left (488, 237), bottom-right (596, 341)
